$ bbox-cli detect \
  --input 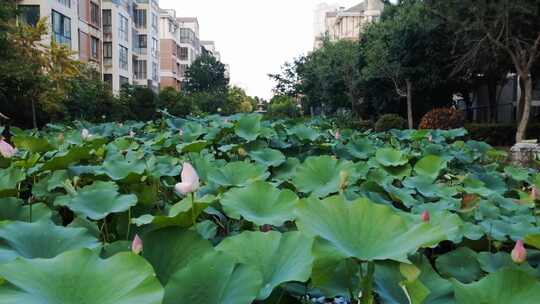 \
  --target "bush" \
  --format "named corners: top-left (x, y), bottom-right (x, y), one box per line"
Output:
top-left (331, 110), bottom-right (373, 130)
top-left (375, 114), bottom-right (407, 131)
top-left (419, 107), bottom-right (465, 130)
top-left (267, 96), bottom-right (301, 118)
top-left (466, 123), bottom-right (540, 146)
